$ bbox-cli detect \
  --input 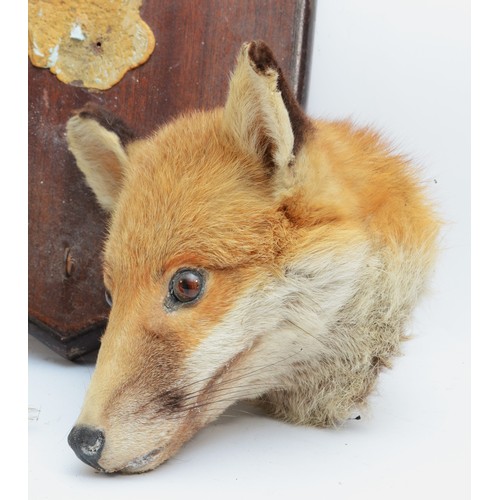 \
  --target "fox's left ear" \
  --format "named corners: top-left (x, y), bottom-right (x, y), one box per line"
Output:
top-left (66, 103), bottom-right (135, 212)
top-left (223, 41), bottom-right (312, 175)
